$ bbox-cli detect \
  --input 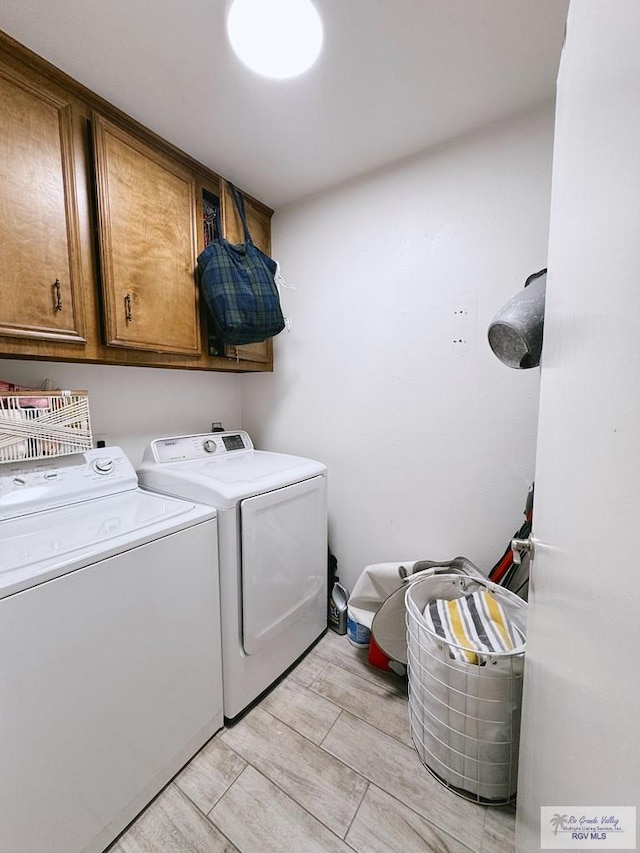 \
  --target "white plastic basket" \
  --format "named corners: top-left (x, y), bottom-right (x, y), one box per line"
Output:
top-left (406, 573), bottom-right (527, 805)
top-left (0, 391), bottom-right (93, 463)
